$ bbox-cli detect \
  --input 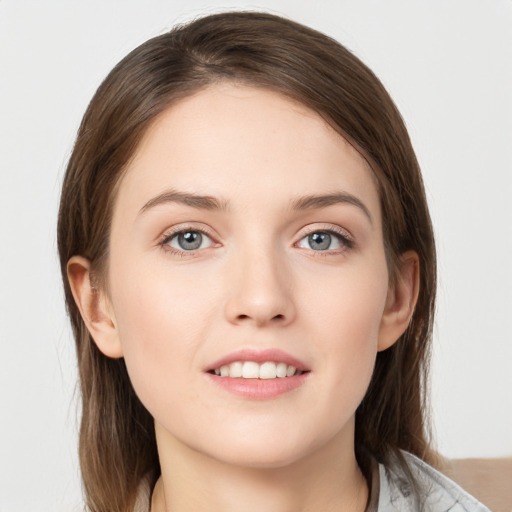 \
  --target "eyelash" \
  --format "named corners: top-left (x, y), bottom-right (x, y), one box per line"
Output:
top-left (159, 226), bottom-right (217, 257)
top-left (296, 226), bottom-right (355, 255)
top-left (158, 225), bottom-right (355, 257)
